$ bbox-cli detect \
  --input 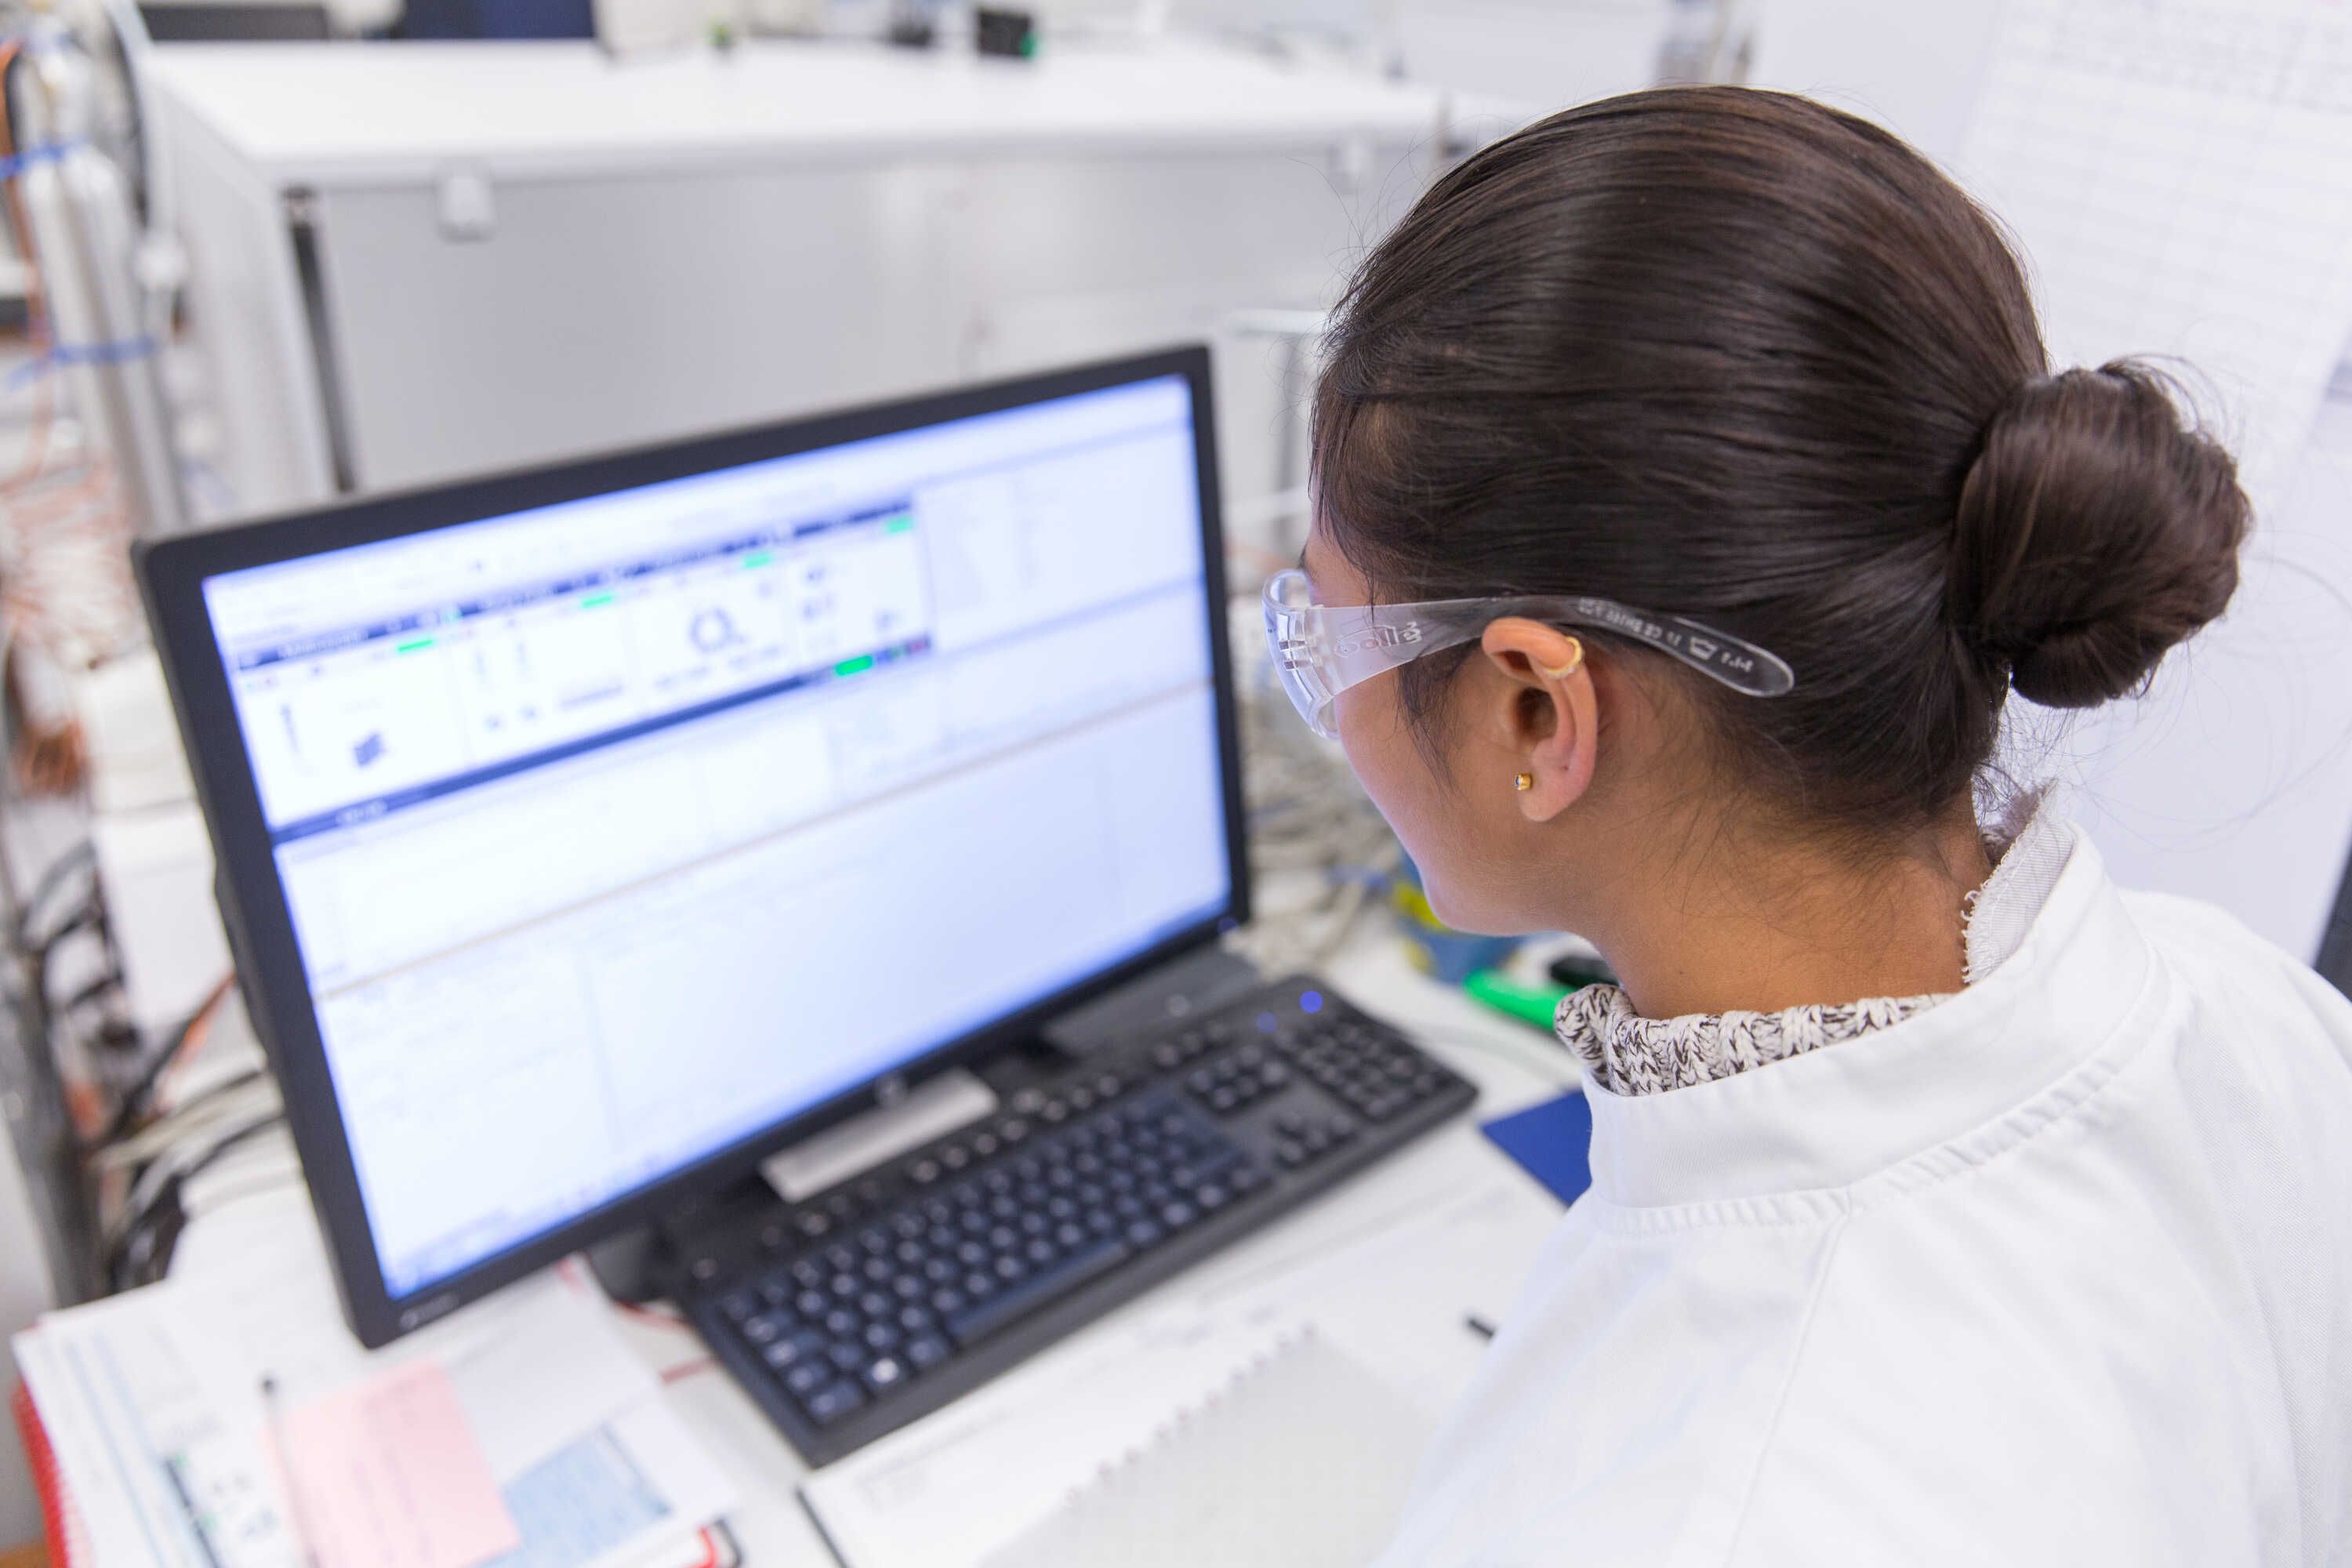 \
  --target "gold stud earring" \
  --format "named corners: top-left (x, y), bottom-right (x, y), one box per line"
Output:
top-left (1513, 772), bottom-right (1534, 793)
top-left (1537, 639), bottom-right (1585, 681)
